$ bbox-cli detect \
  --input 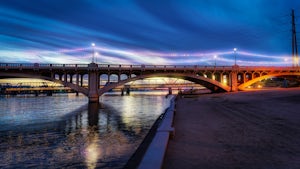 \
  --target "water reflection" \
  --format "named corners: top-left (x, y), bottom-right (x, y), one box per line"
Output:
top-left (83, 103), bottom-right (98, 169)
top-left (0, 93), bottom-right (170, 168)
top-left (63, 101), bottom-right (139, 168)
top-left (88, 103), bottom-right (99, 127)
